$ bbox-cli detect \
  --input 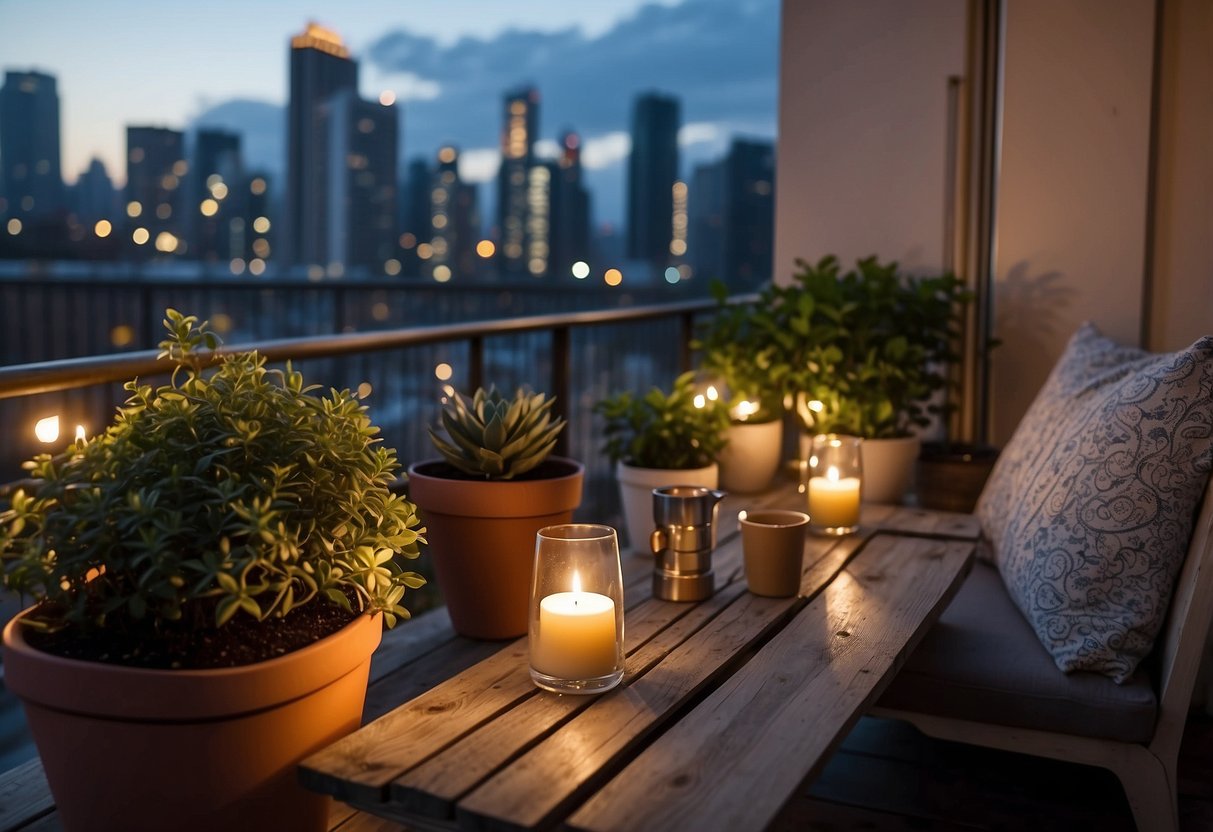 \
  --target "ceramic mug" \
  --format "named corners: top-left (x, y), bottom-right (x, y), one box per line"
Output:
top-left (739, 510), bottom-right (809, 597)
